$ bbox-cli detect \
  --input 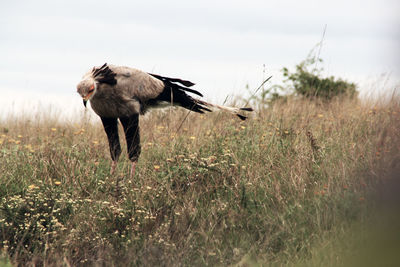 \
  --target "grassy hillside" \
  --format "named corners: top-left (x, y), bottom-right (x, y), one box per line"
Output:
top-left (0, 96), bottom-right (399, 266)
